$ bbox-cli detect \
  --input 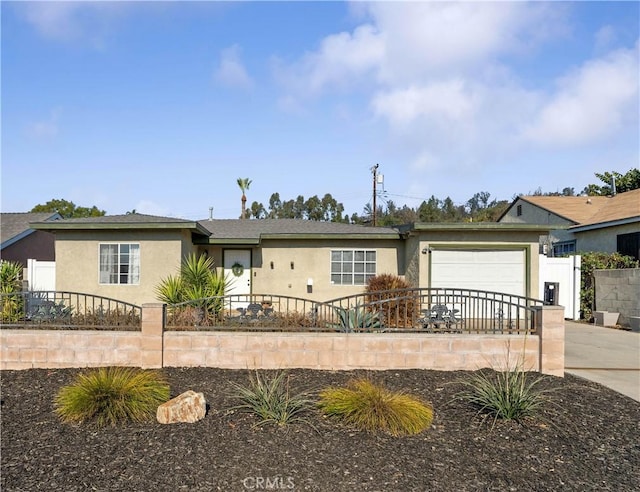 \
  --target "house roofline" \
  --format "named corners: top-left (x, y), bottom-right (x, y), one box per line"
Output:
top-left (195, 232), bottom-right (400, 245)
top-left (1, 212), bottom-right (62, 250)
top-left (397, 222), bottom-right (556, 234)
top-left (569, 216), bottom-right (640, 233)
top-left (30, 220), bottom-right (211, 236)
top-left (497, 196), bottom-right (580, 224)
